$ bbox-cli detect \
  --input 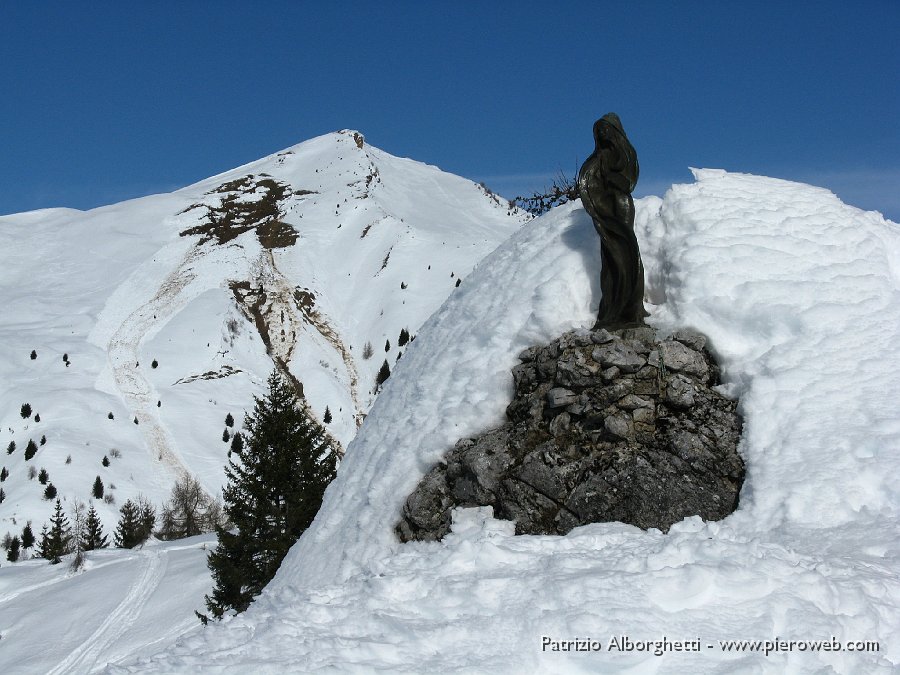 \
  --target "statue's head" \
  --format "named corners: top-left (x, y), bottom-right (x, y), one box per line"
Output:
top-left (593, 113), bottom-right (626, 145)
